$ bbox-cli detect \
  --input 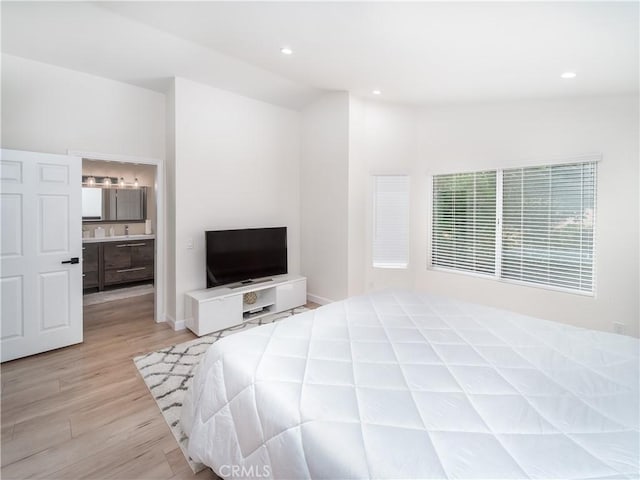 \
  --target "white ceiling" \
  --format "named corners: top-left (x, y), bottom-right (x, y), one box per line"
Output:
top-left (2, 2), bottom-right (638, 109)
top-left (1, 2), bottom-right (320, 108)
